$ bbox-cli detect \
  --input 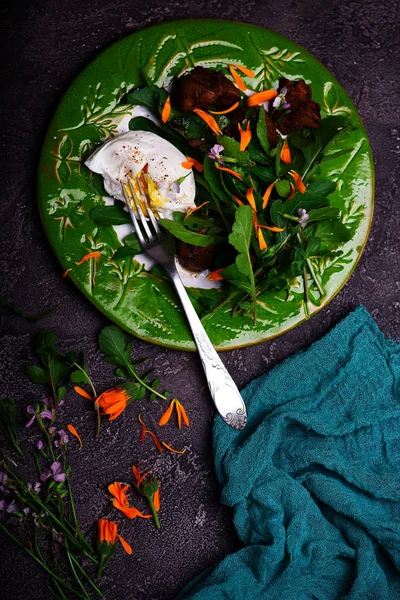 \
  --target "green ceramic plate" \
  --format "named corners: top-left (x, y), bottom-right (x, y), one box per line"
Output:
top-left (38, 19), bottom-right (374, 351)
